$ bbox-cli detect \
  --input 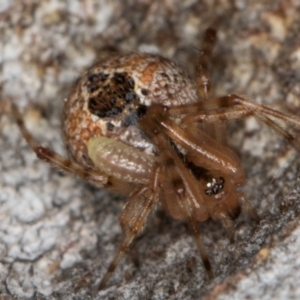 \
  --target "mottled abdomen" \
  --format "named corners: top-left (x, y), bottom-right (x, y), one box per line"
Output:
top-left (62, 53), bottom-right (198, 175)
